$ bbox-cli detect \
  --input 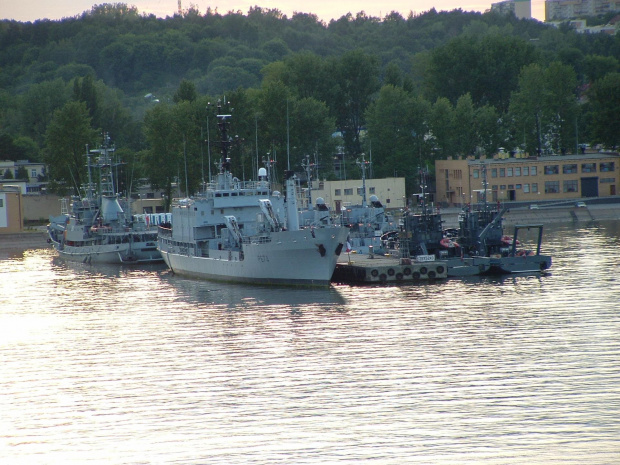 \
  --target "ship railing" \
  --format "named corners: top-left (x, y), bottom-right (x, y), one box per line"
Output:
top-left (158, 224), bottom-right (173, 237)
top-left (199, 179), bottom-right (272, 195)
top-left (242, 235), bottom-right (272, 245)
